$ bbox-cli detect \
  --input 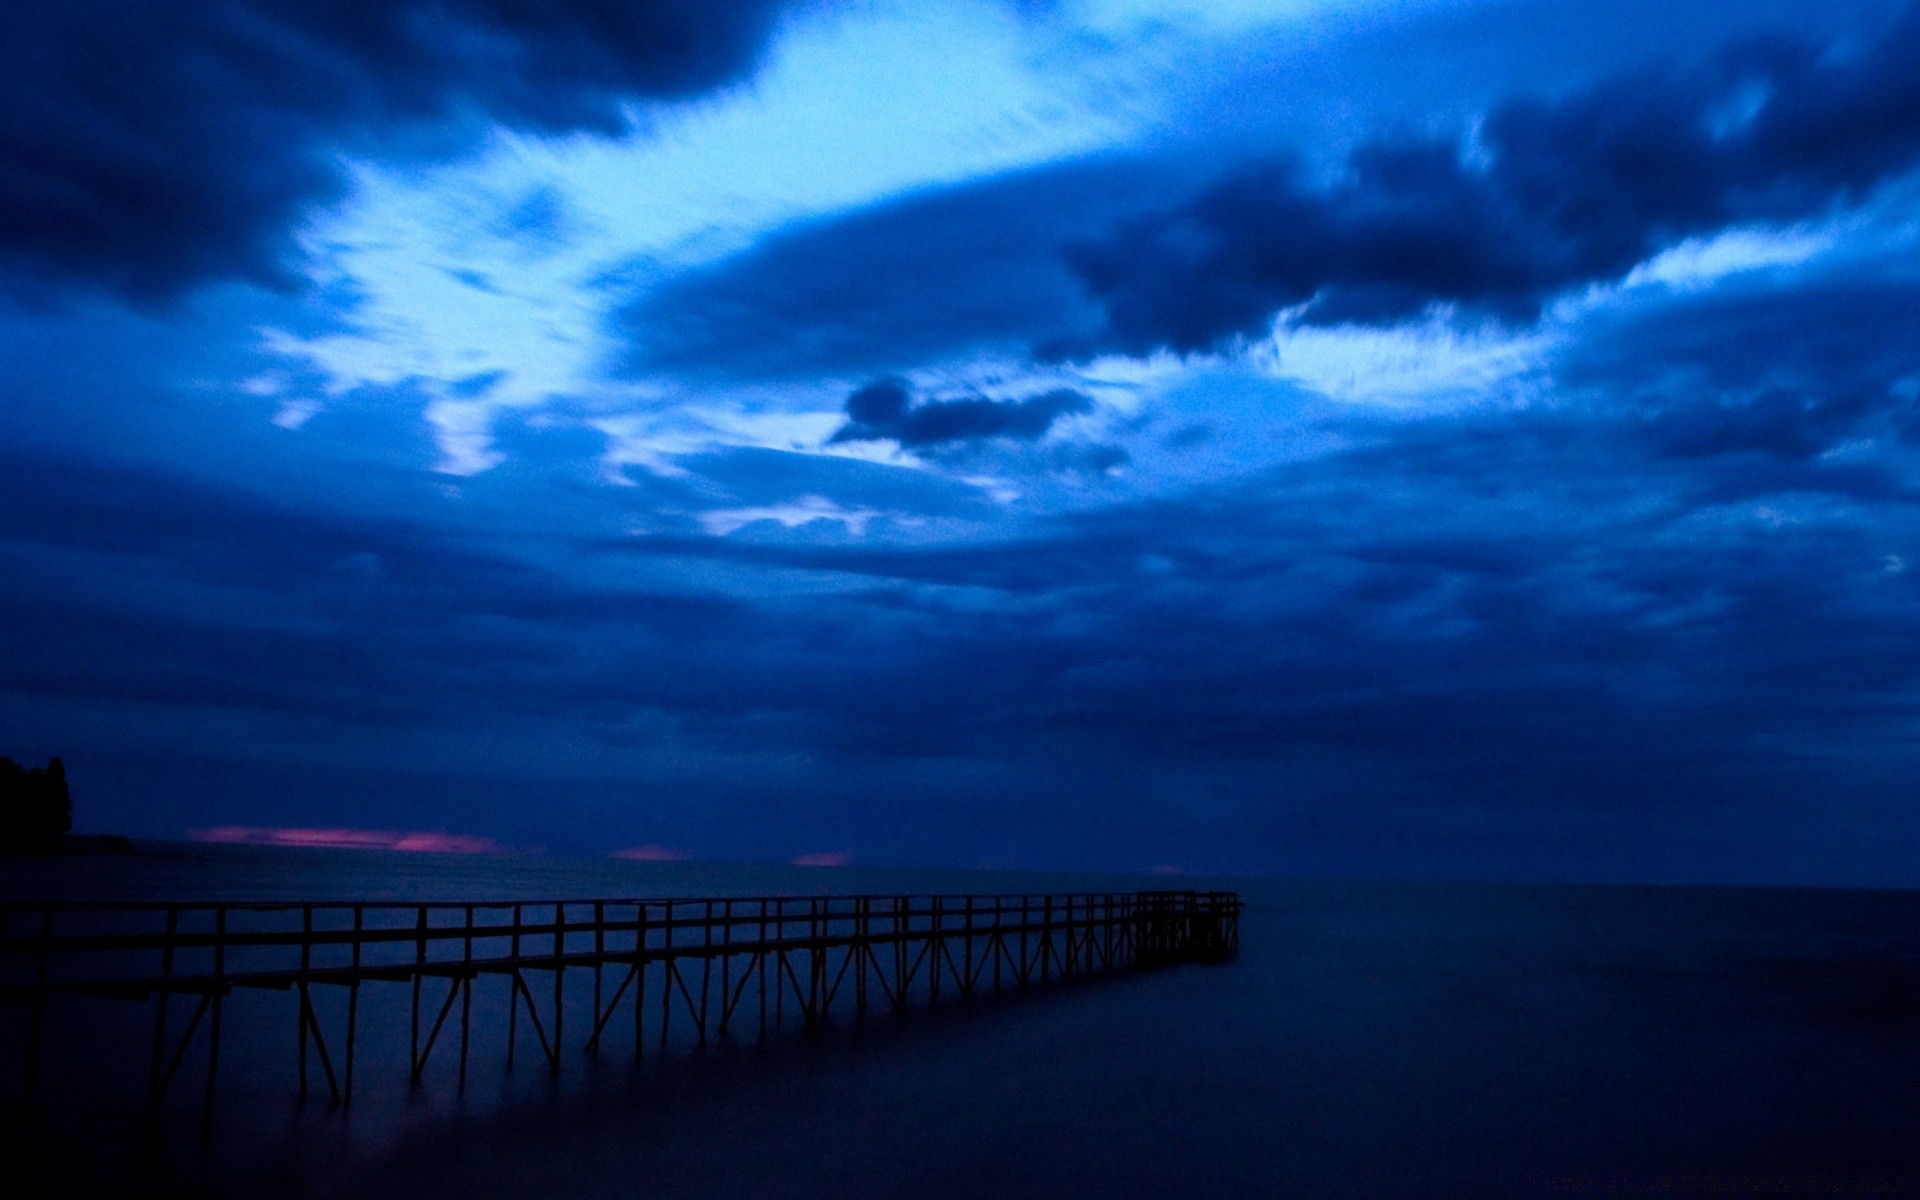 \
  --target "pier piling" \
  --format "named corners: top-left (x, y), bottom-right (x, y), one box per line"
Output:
top-left (0, 889), bottom-right (1240, 1142)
